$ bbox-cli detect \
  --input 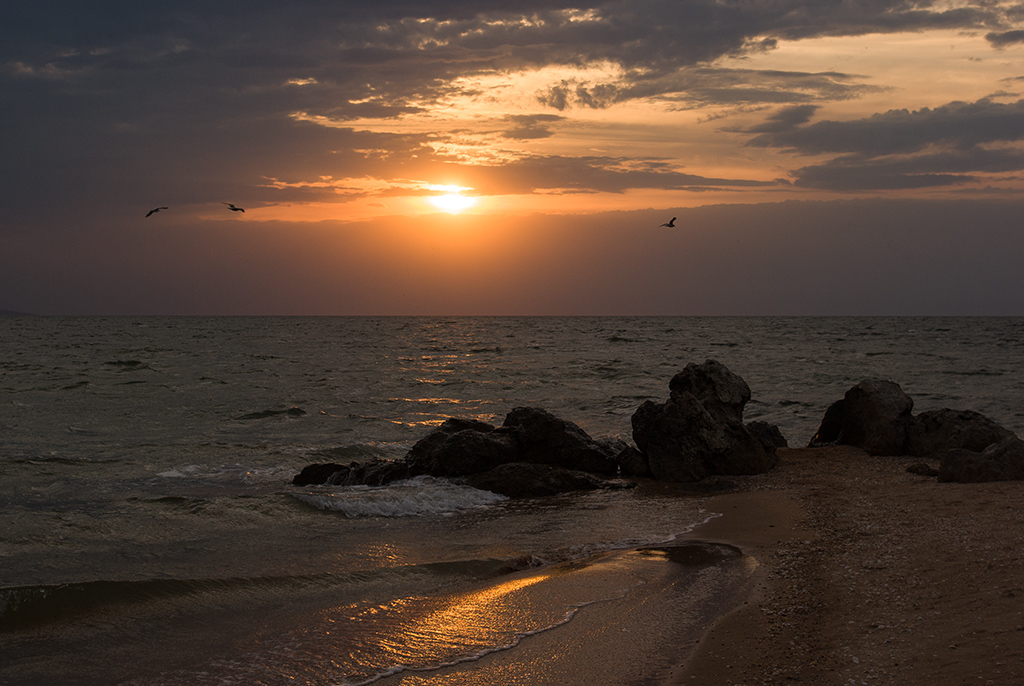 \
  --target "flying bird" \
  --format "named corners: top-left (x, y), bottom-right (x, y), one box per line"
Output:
top-left (222, 202), bottom-right (245, 212)
top-left (660, 217), bottom-right (676, 227)
top-left (146, 207), bottom-right (168, 217)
